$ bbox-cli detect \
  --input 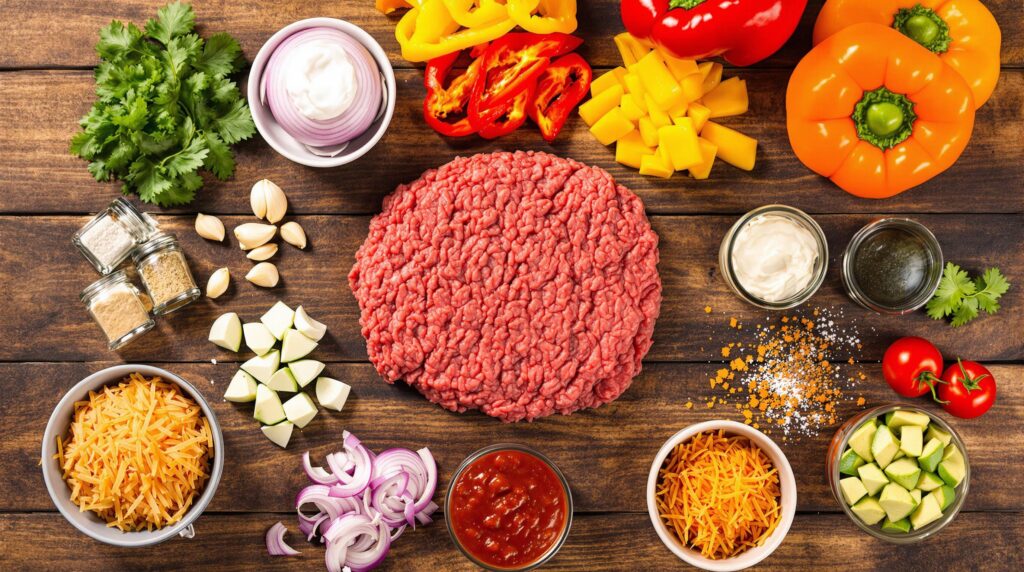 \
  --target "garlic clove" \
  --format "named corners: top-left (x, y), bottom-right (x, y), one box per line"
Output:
top-left (250, 180), bottom-right (268, 219)
top-left (234, 223), bottom-right (277, 250)
top-left (195, 213), bottom-right (226, 242)
top-left (263, 179), bottom-right (288, 224)
top-left (206, 267), bottom-right (231, 299)
top-left (246, 262), bottom-right (280, 288)
top-left (246, 243), bottom-right (278, 261)
top-left (280, 221), bottom-right (307, 249)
